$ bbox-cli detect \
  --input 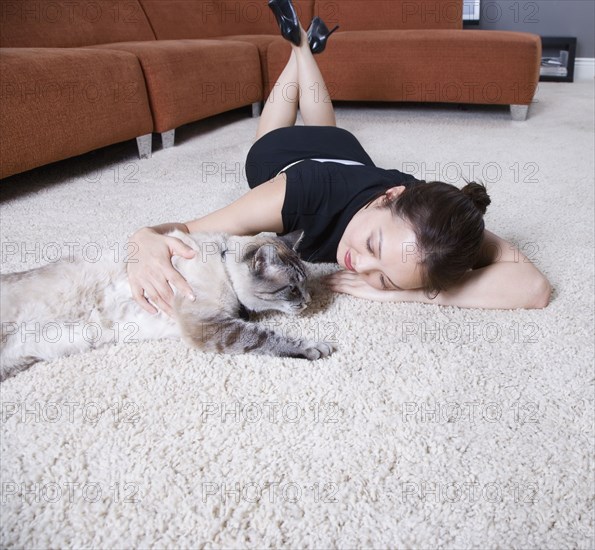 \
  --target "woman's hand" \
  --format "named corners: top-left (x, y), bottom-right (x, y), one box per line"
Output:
top-left (126, 227), bottom-right (196, 316)
top-left (322, 271), bottom-right (402, 302)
